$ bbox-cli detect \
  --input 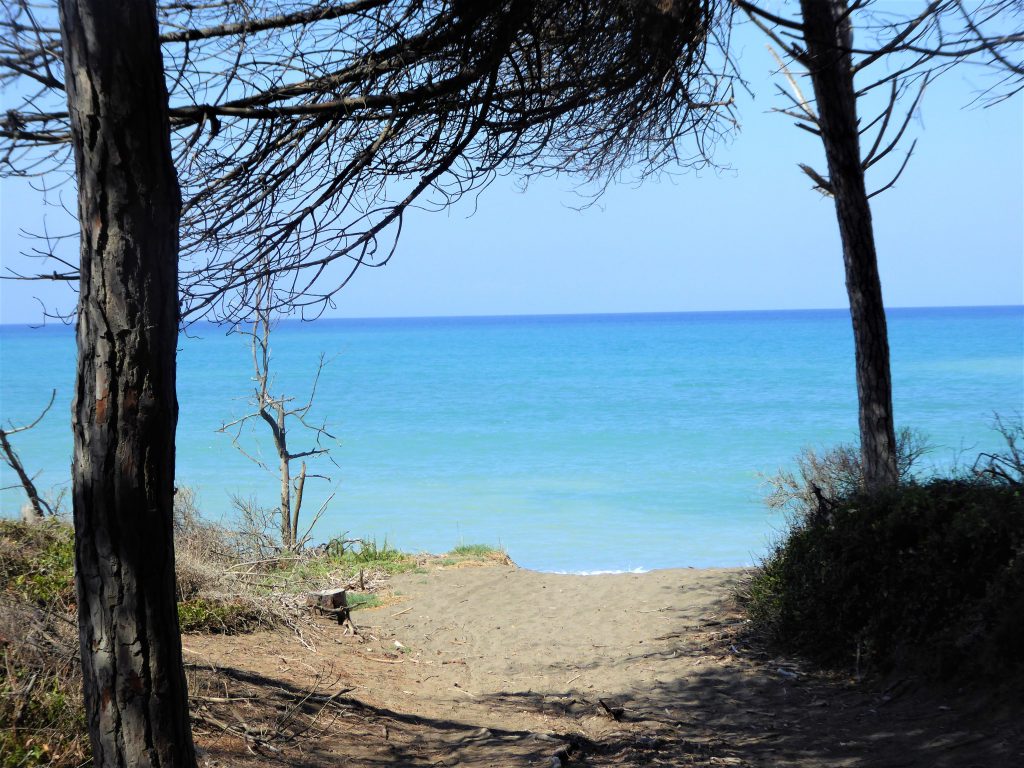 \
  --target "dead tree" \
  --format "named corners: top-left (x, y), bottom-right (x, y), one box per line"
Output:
top-left (736, 0), bottom-right (1023, 492)
top-left (0, 3), bottom-right (735, 765)
top-left (219, 301), bottom-right (338, 551)
top-left (0, 389), bottom-right (57, 523)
